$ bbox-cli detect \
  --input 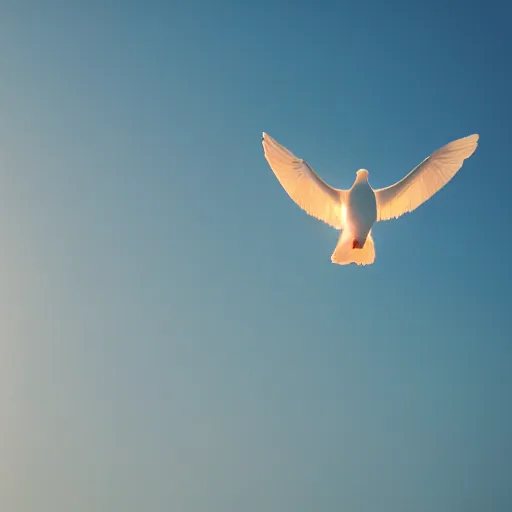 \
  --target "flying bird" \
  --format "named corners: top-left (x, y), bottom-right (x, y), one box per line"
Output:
top-left (262, 132), bottom-right (479, 266)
